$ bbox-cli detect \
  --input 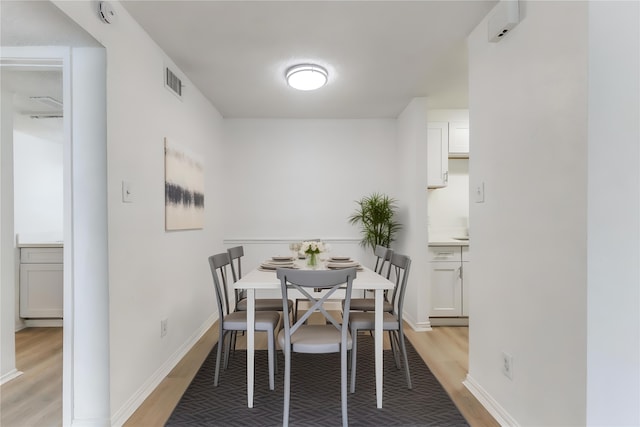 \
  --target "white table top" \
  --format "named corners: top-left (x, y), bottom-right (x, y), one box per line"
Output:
top-left (234, 259), bottom-right (394, 291)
